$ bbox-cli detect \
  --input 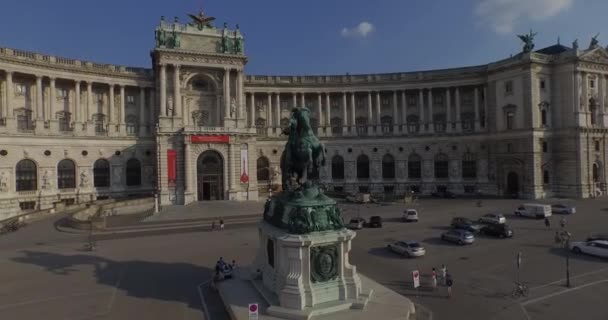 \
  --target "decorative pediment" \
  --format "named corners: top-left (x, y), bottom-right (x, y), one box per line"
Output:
top-left (579, 47), bottom-right (608, 64)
